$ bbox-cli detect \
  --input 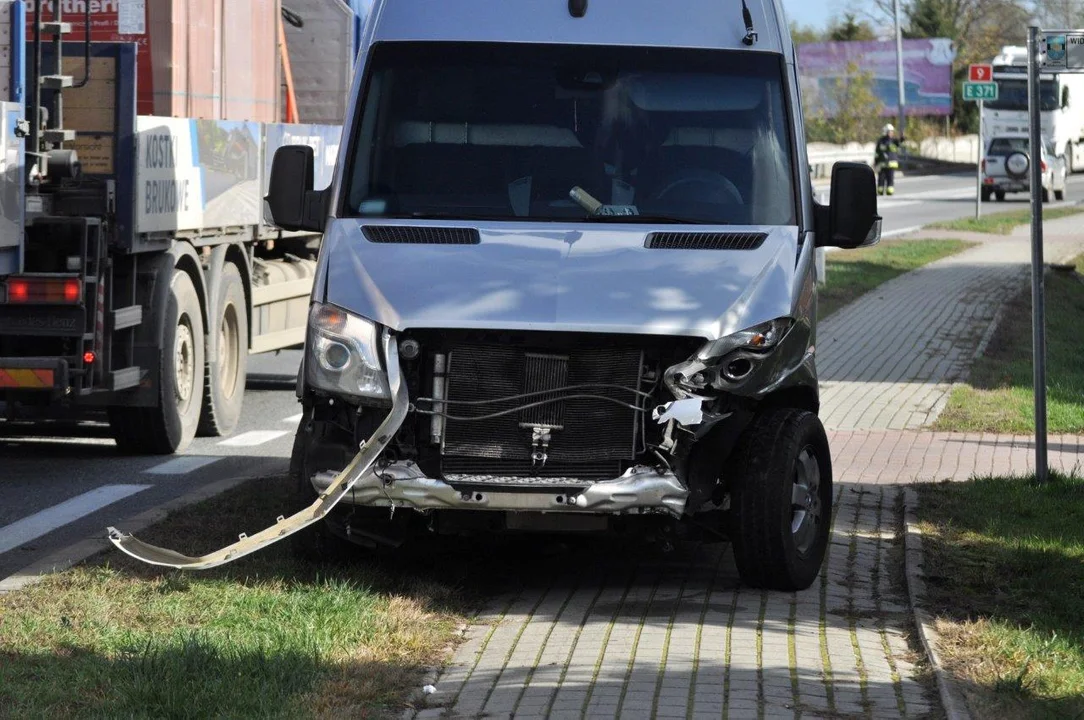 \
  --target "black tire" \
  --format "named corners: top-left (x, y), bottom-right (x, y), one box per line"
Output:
top-left (198, 263), bottom-right (248, 437)
top-left (981, 187), bottom-right (992, 203)
top-left (996, 190), bottom-right (1006, 202)
top-left (289, 409), bottom-right (358, 563)
top-left (110, 268), bottom-right (205, 454)
top-left (727, 408), bottom-right (833, 591)
top-left (1042, 187), bottom-right (1051, 203)
top-left (1056, 187), bottom-right (1066, 201)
